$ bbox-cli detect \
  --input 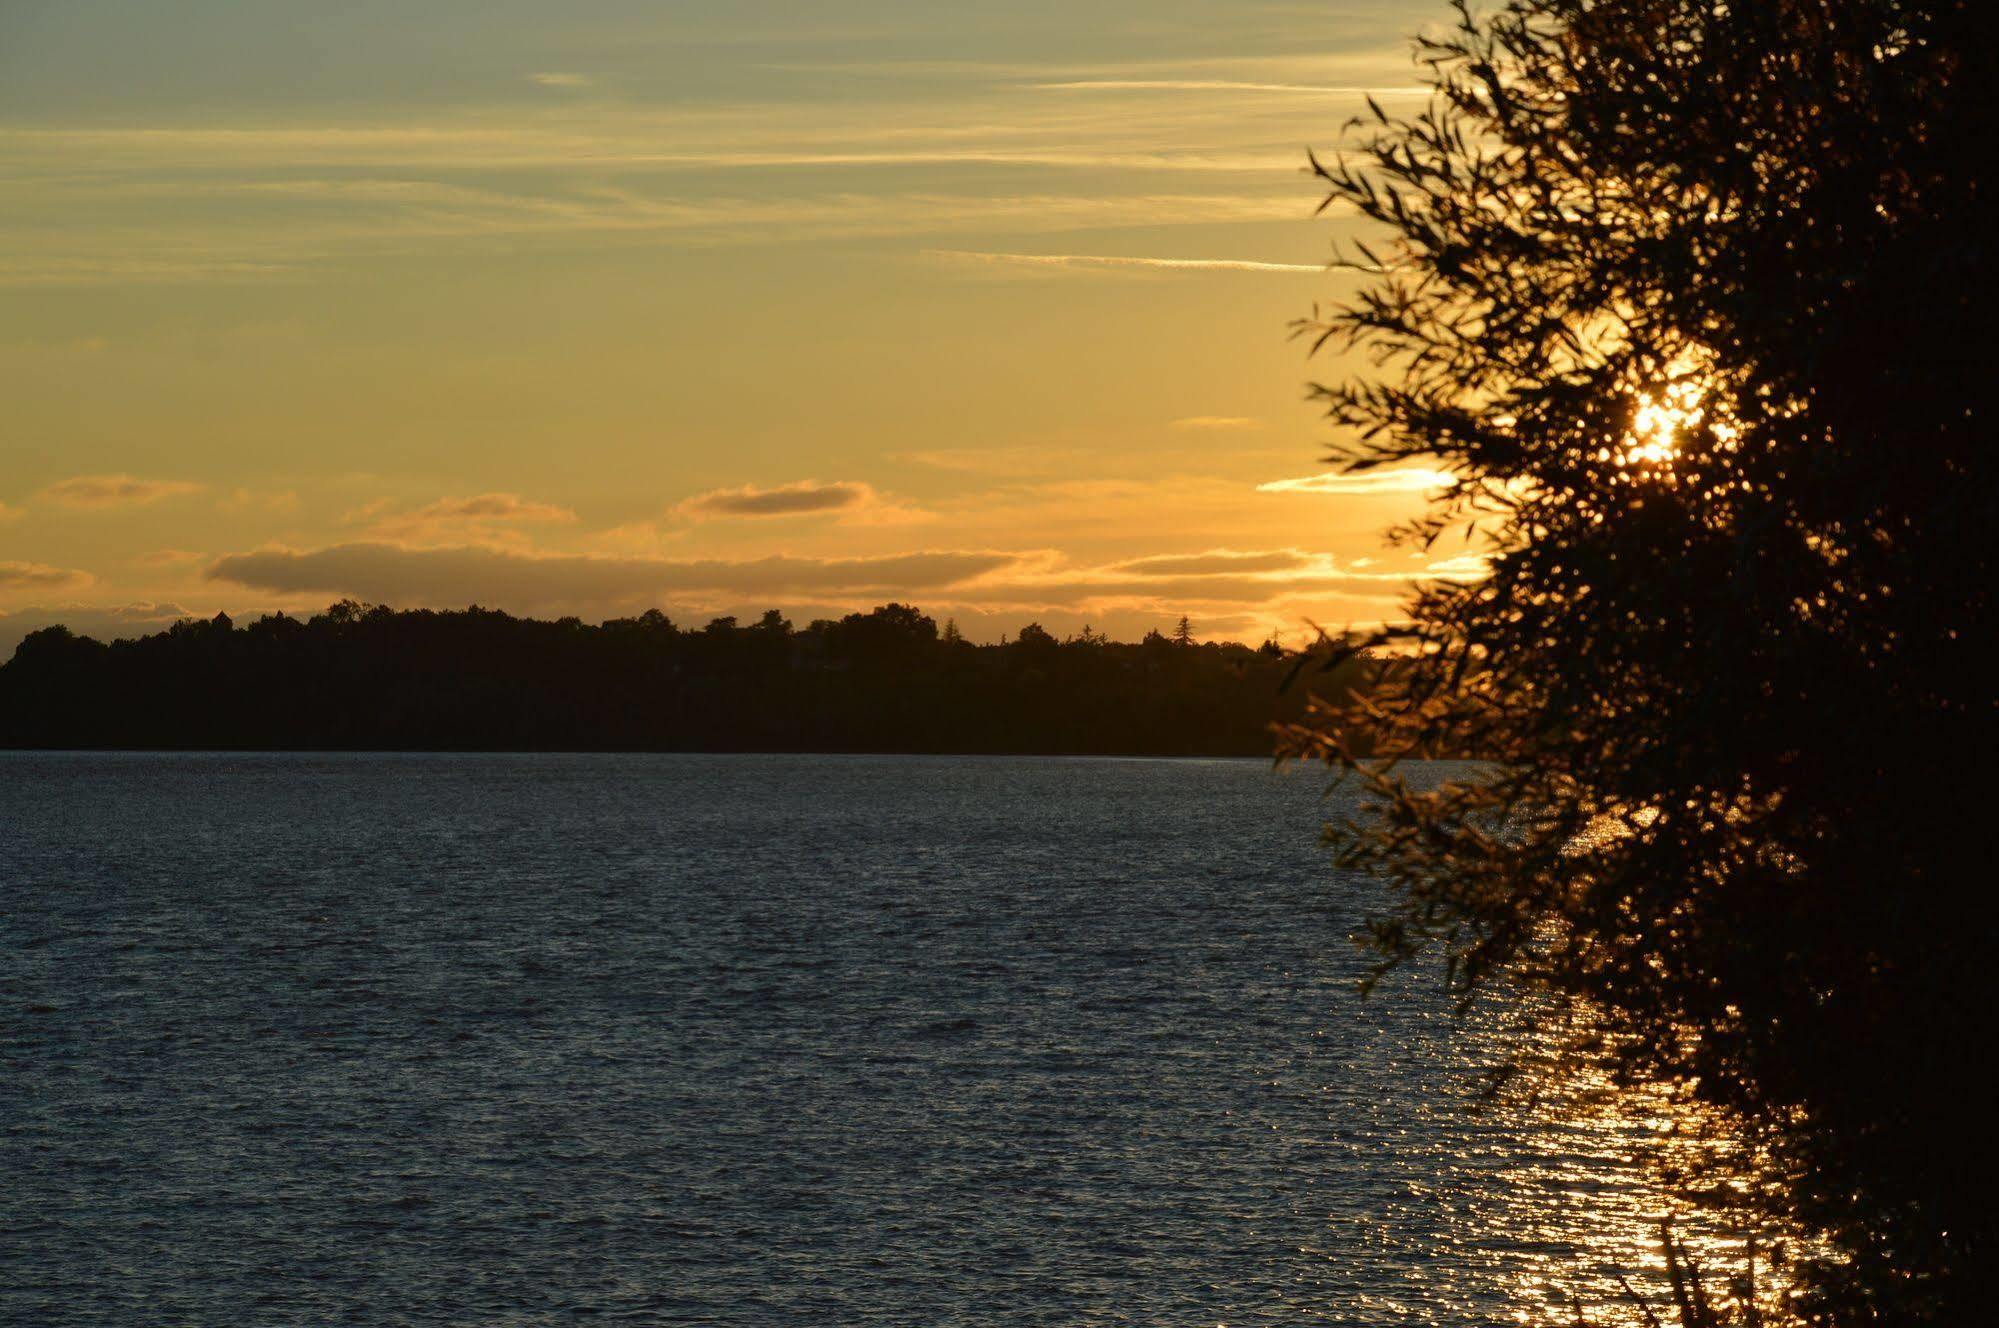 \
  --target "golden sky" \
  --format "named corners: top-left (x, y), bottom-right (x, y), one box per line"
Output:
top-left (0, 0), bottom-right (1467, 650)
